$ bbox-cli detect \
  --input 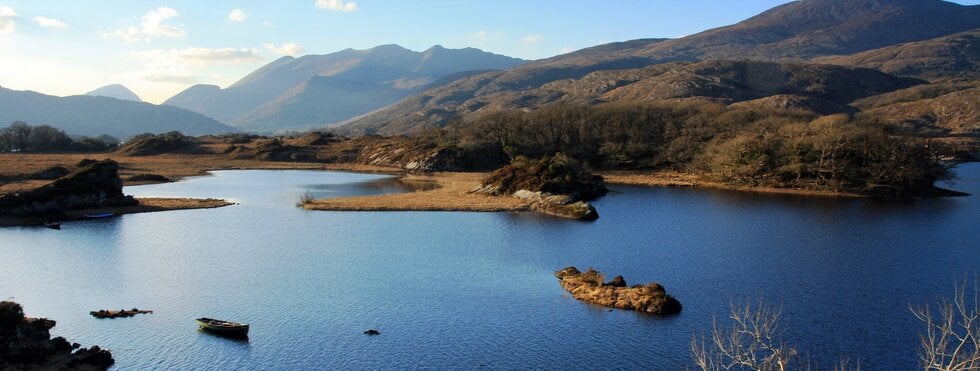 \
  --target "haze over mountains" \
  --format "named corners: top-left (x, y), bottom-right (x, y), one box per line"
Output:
top-left (163, 45), bottom-right (525, 132)
top-left (85, 84), bottom-right (143, 103)
top-left (0, 86), bottom-right (235, 139)
top-left (336, 0), bottom-right (979, 135)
